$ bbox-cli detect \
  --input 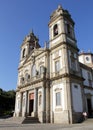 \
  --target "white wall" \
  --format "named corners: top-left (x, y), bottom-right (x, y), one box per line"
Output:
top-left (79, 54), bottom-right (92, 64)
top-left (72, 83), bottom-right (83, 112)
top-left (78, 55), bottom-right (84, 64)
